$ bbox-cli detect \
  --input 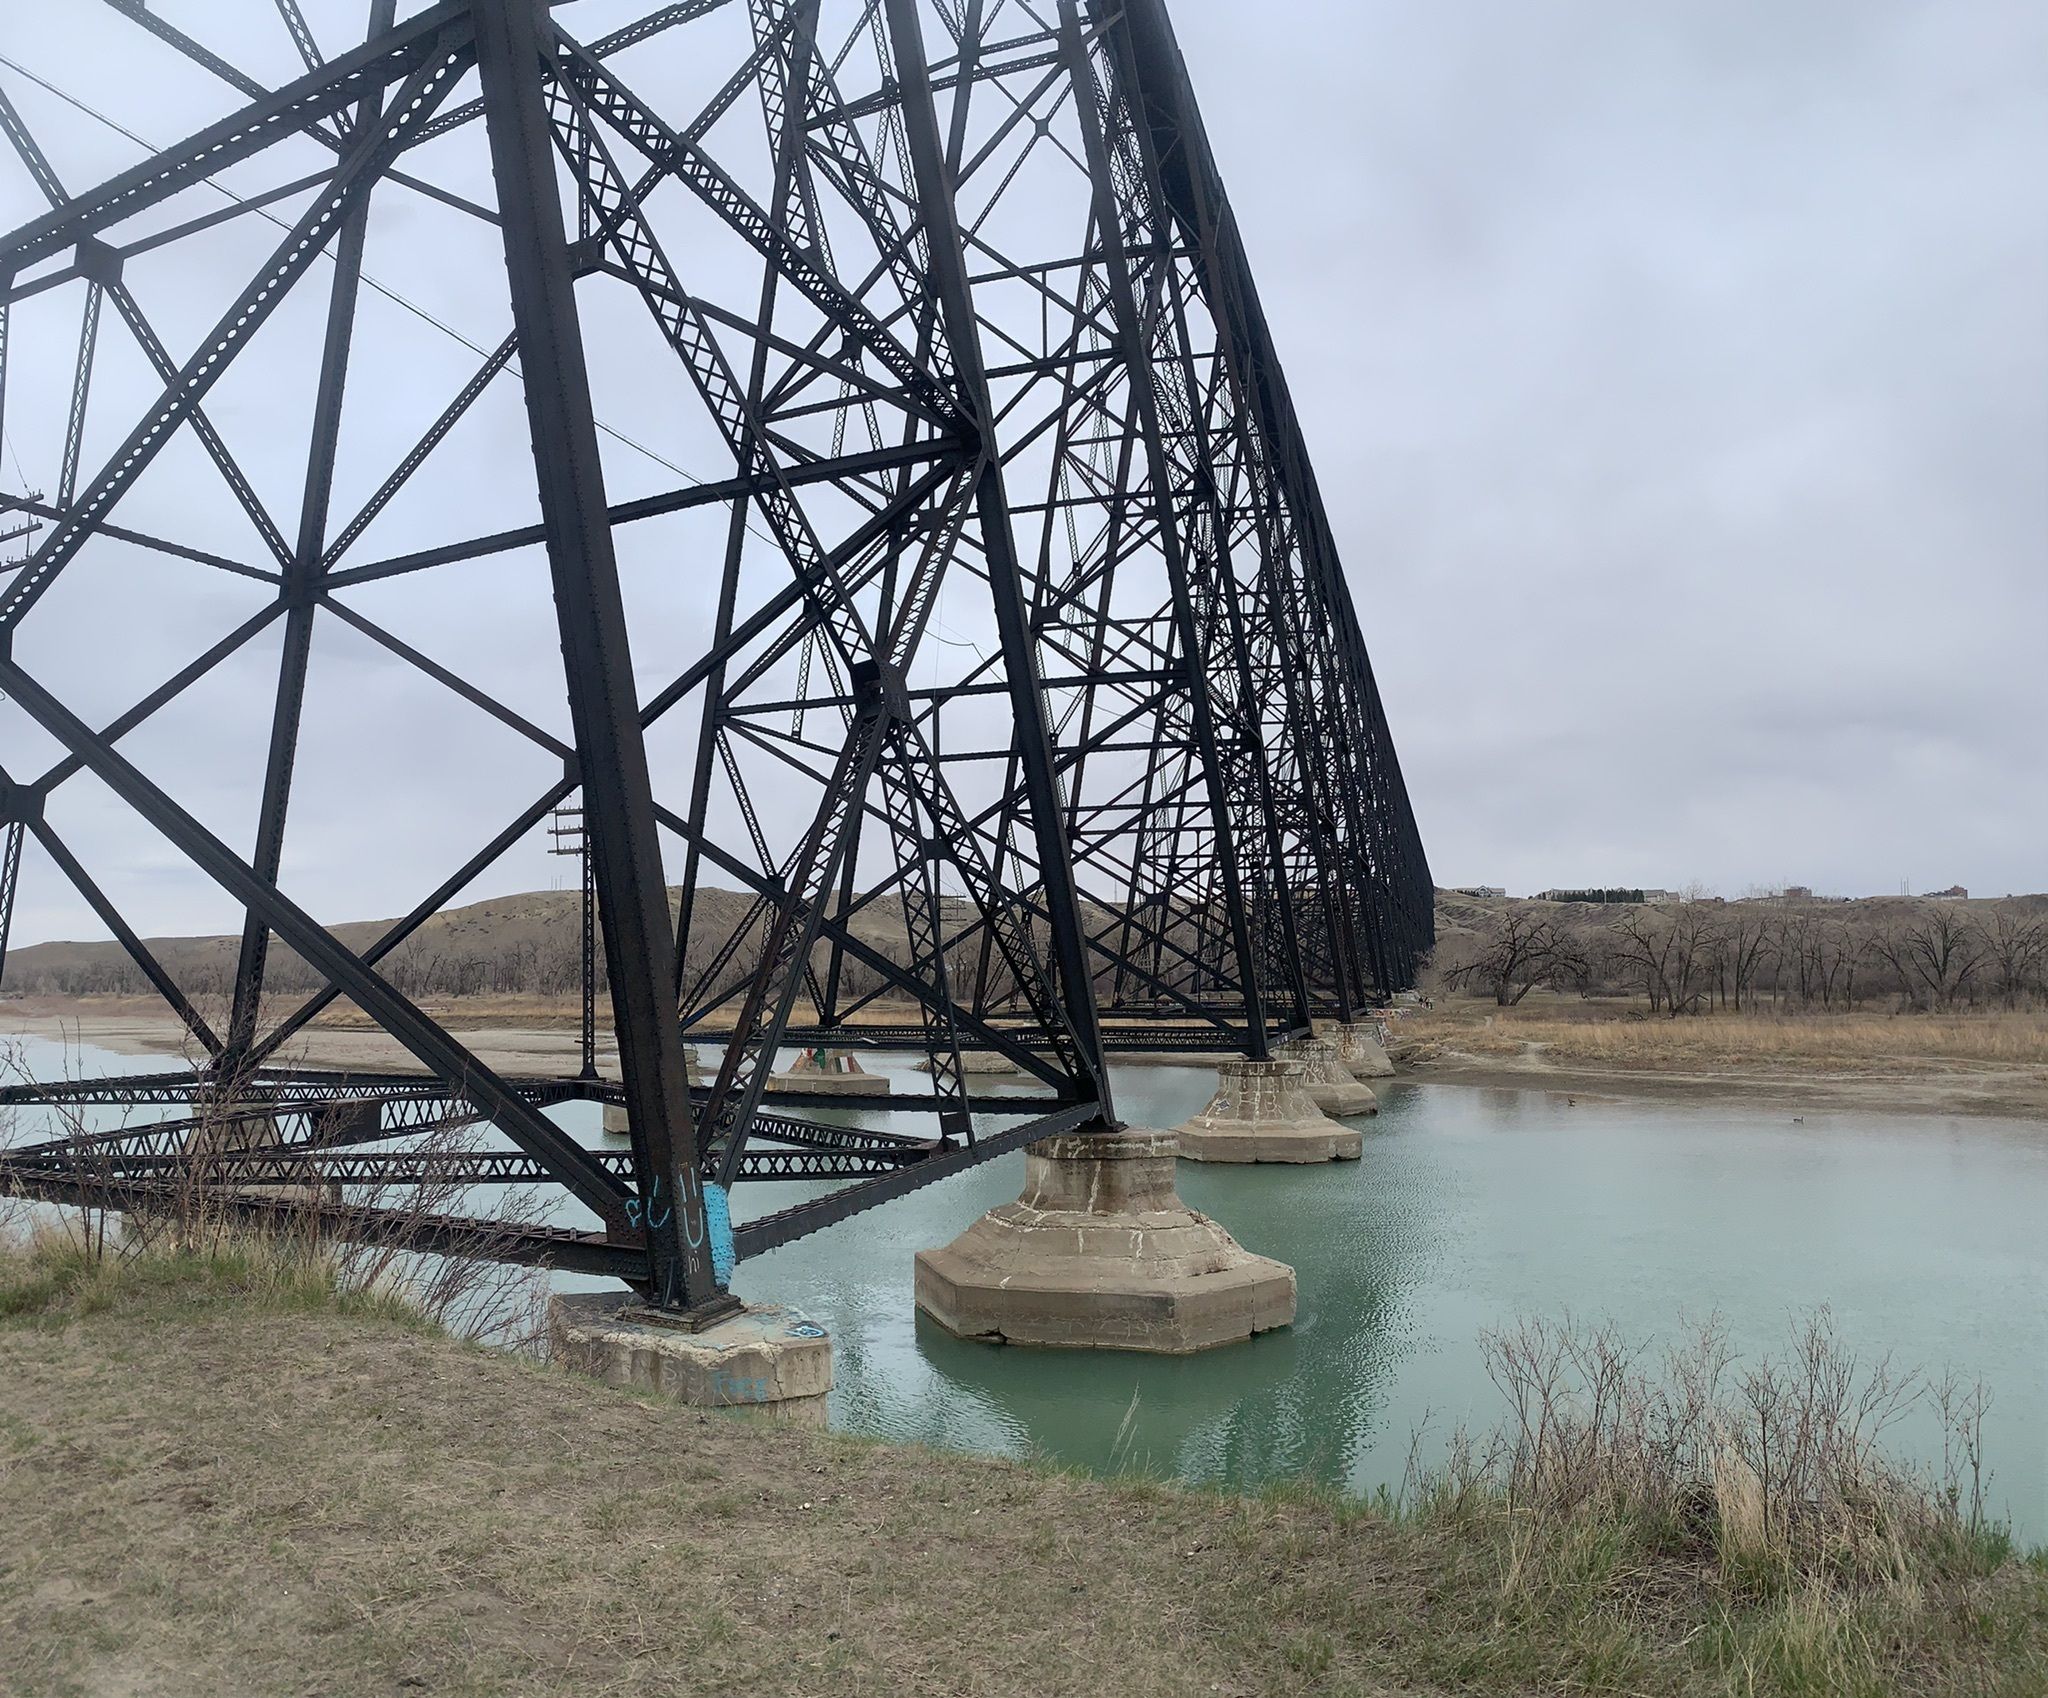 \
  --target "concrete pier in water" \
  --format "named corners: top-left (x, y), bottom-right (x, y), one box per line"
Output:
top-left (767, 1047), bottom-right (889, 1096)
top-left (914, 1129), bottom-right (1295, 1352)
top-left (1174, 1057), bottom-right (1361, 1163)
top-left (1328, 1021), bottom-right (1395, 1080)
top-left (1275, 1036), bottom-right (1378, 1117)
